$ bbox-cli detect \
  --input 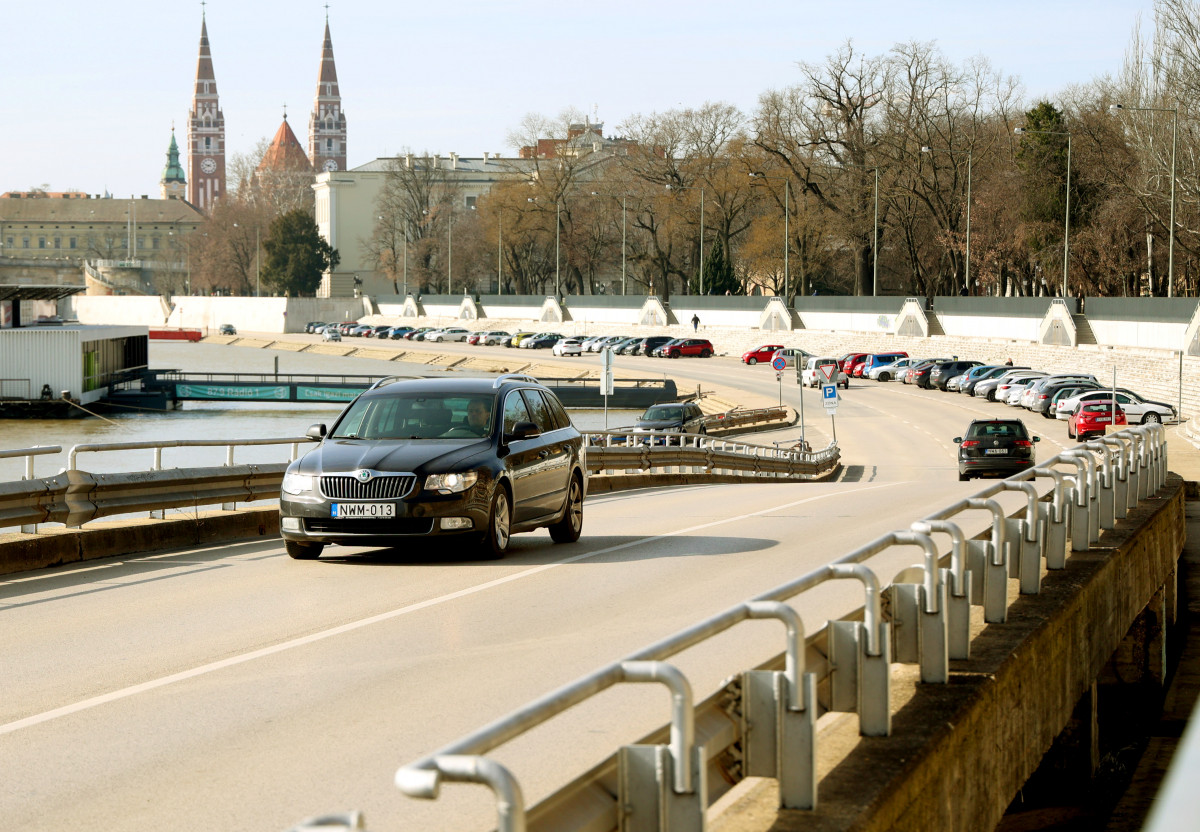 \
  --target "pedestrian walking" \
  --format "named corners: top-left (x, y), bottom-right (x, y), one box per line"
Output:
top-left (691, 313), bottom-right (700, 332)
